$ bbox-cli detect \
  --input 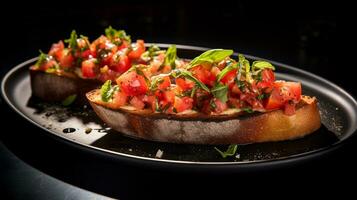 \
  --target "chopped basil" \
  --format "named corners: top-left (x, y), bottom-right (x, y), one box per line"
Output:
top-left (35, 50), bottom-right (48, 66)
top-left (148, 45), bottom-right (161, 56)
top-left (234, 78), bottom-right (246, 91)
top-left (214, 144), bottom-right (238, 158)
top-left (172, 107), bottom-right (178, 113)
top-left (62, 94), bottom-right (77, 106)
top-left (141, 45), bottom-right (162, 61)
top-left (161, 103), bottom-right (171, 113)
top-left (190, 85), bottom-right (198, 98)
top-left (257, 92), bottom-right (270, 100)
top-left (238, 54), bottom-right (252, 83)
top-left (164, 45), bottom-right (177, 69)
top-left (210, 99), bottom-right (217, 109)
top-left (149, 76), bottom-right (165, 91)
top-left (211, 83), bottom-right (228, 103)
top-left (242, 107), bottom-right (254, 113)
top-left (105, 26), bottom-right (131, 43)
top-left (45, 65), bottom-right (59, 73)
top-left (154, 97), bottom-right (161, 112)
top-left (65, 30), bottom-right (78, 54)
top-left (187, 49), bottom-right (233, 69)
top-left (252, 61), bottom-right (275, 72)
top-left (100, 80), bottom-right (118, 102)
top-left (216, 62), bottom-right (238, 82)
top-left (171, 69), bottom-right (210, 92)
